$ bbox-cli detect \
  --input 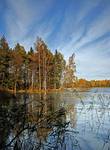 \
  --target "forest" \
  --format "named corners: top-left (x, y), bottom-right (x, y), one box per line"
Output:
top-left (0, 36), bottom-right (110, 93)
top-left (0, 36), bottom-right (76, 93)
